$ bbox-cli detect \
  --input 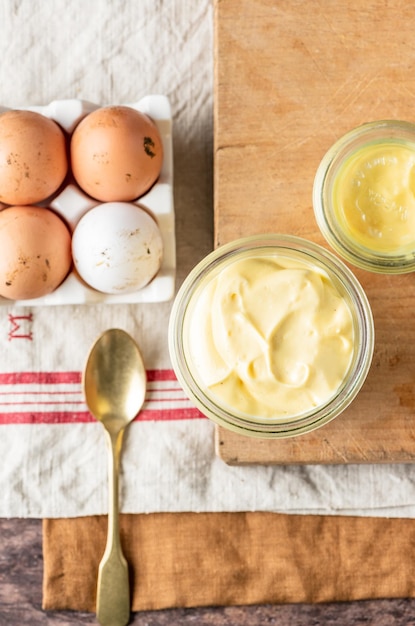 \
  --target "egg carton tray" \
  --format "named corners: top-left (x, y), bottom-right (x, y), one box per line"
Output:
top-left (0, 95), bottom-right (175, 306)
